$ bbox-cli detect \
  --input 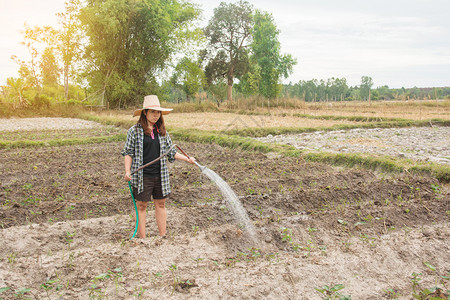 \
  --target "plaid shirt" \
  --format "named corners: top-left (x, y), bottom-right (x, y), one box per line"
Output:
top-left (121, 123), bottom-right (176, 197)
